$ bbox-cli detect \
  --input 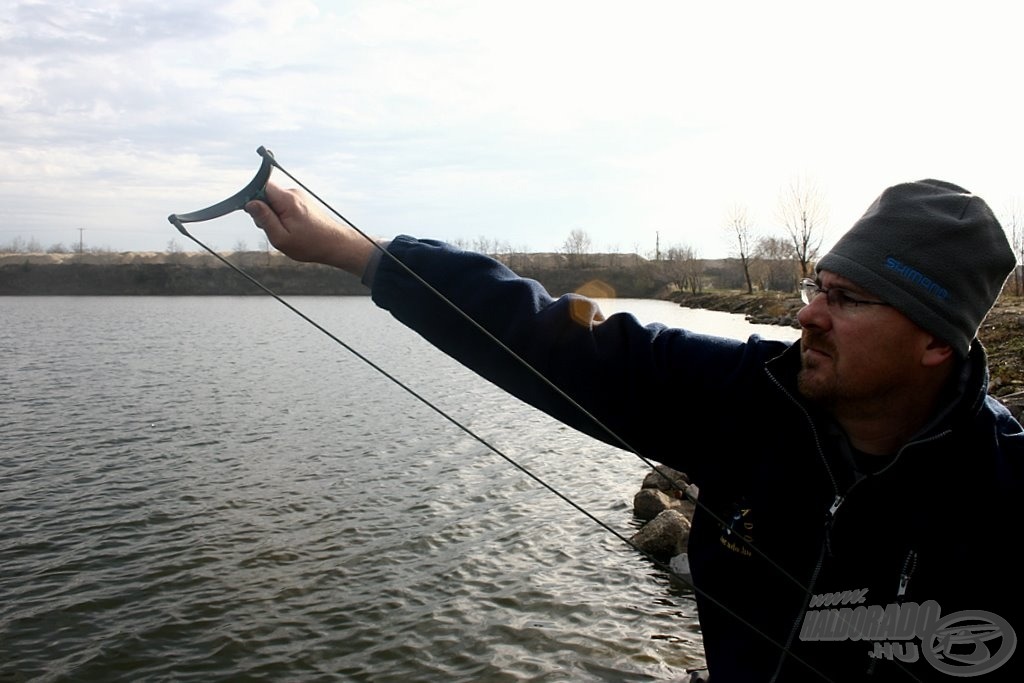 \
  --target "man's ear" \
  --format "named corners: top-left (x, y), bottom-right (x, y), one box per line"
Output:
top-left (921, 336), bottom-right (955, 367)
